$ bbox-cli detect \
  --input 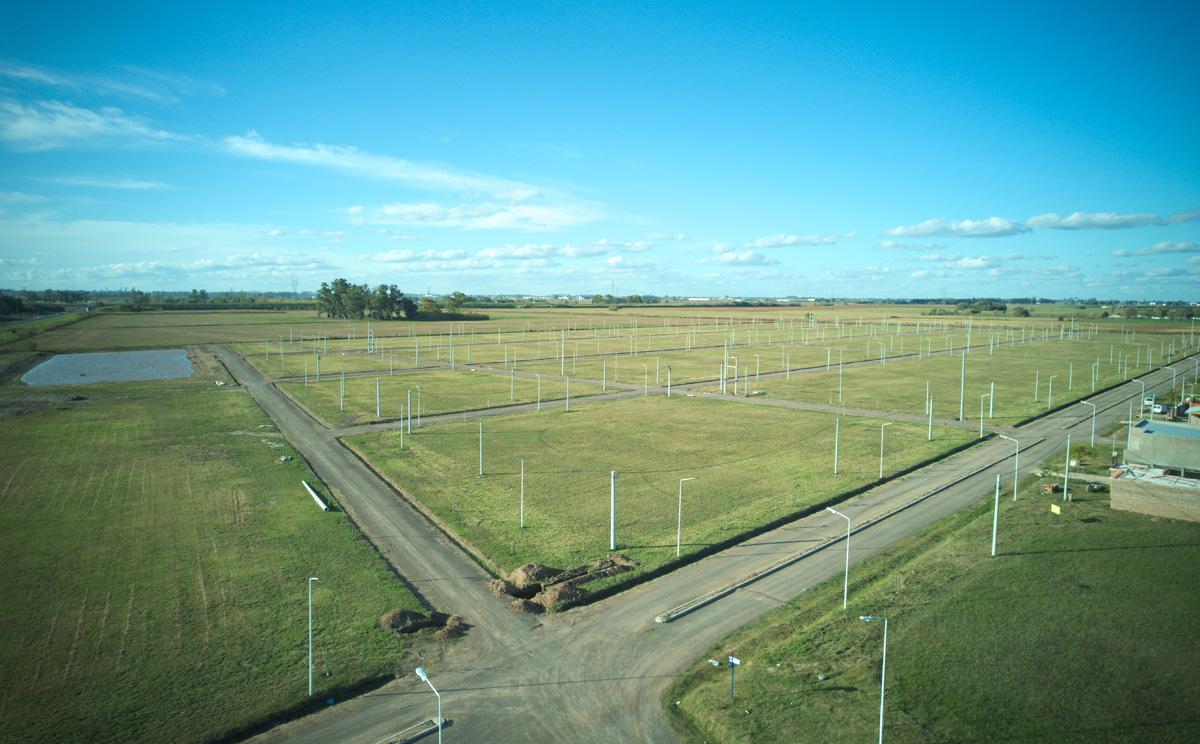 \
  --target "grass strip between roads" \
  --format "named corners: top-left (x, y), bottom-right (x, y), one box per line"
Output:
top-left (666, 467), bottom-right (1200, 743)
